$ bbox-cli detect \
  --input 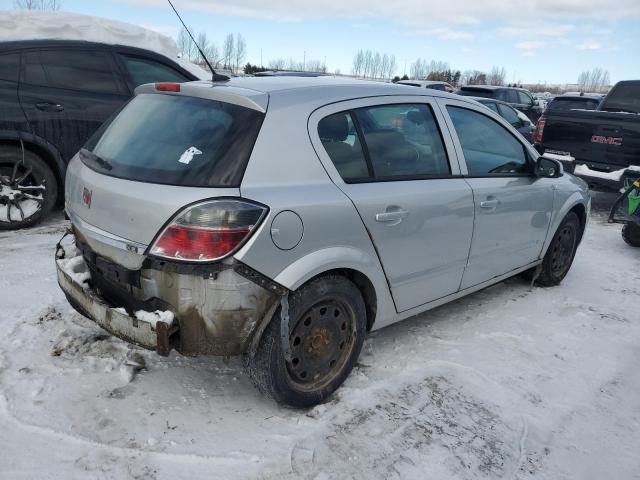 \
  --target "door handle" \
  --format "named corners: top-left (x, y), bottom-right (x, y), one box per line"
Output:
top-left (480, 199), bottom-right (499, 209)
top-left (35, 102), bottom-right (64, 112)
top-left (375, 209), bottom-right (409, 223)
